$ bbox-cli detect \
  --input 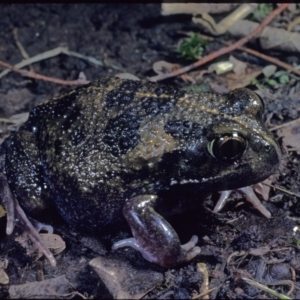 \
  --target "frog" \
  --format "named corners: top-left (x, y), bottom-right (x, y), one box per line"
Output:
top-left (0, 77), bottom-right (281, 268)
